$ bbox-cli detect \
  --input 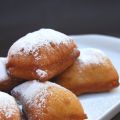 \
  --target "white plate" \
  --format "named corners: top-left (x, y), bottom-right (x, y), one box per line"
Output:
top-left (71, 34), bottom-right (120, 120)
